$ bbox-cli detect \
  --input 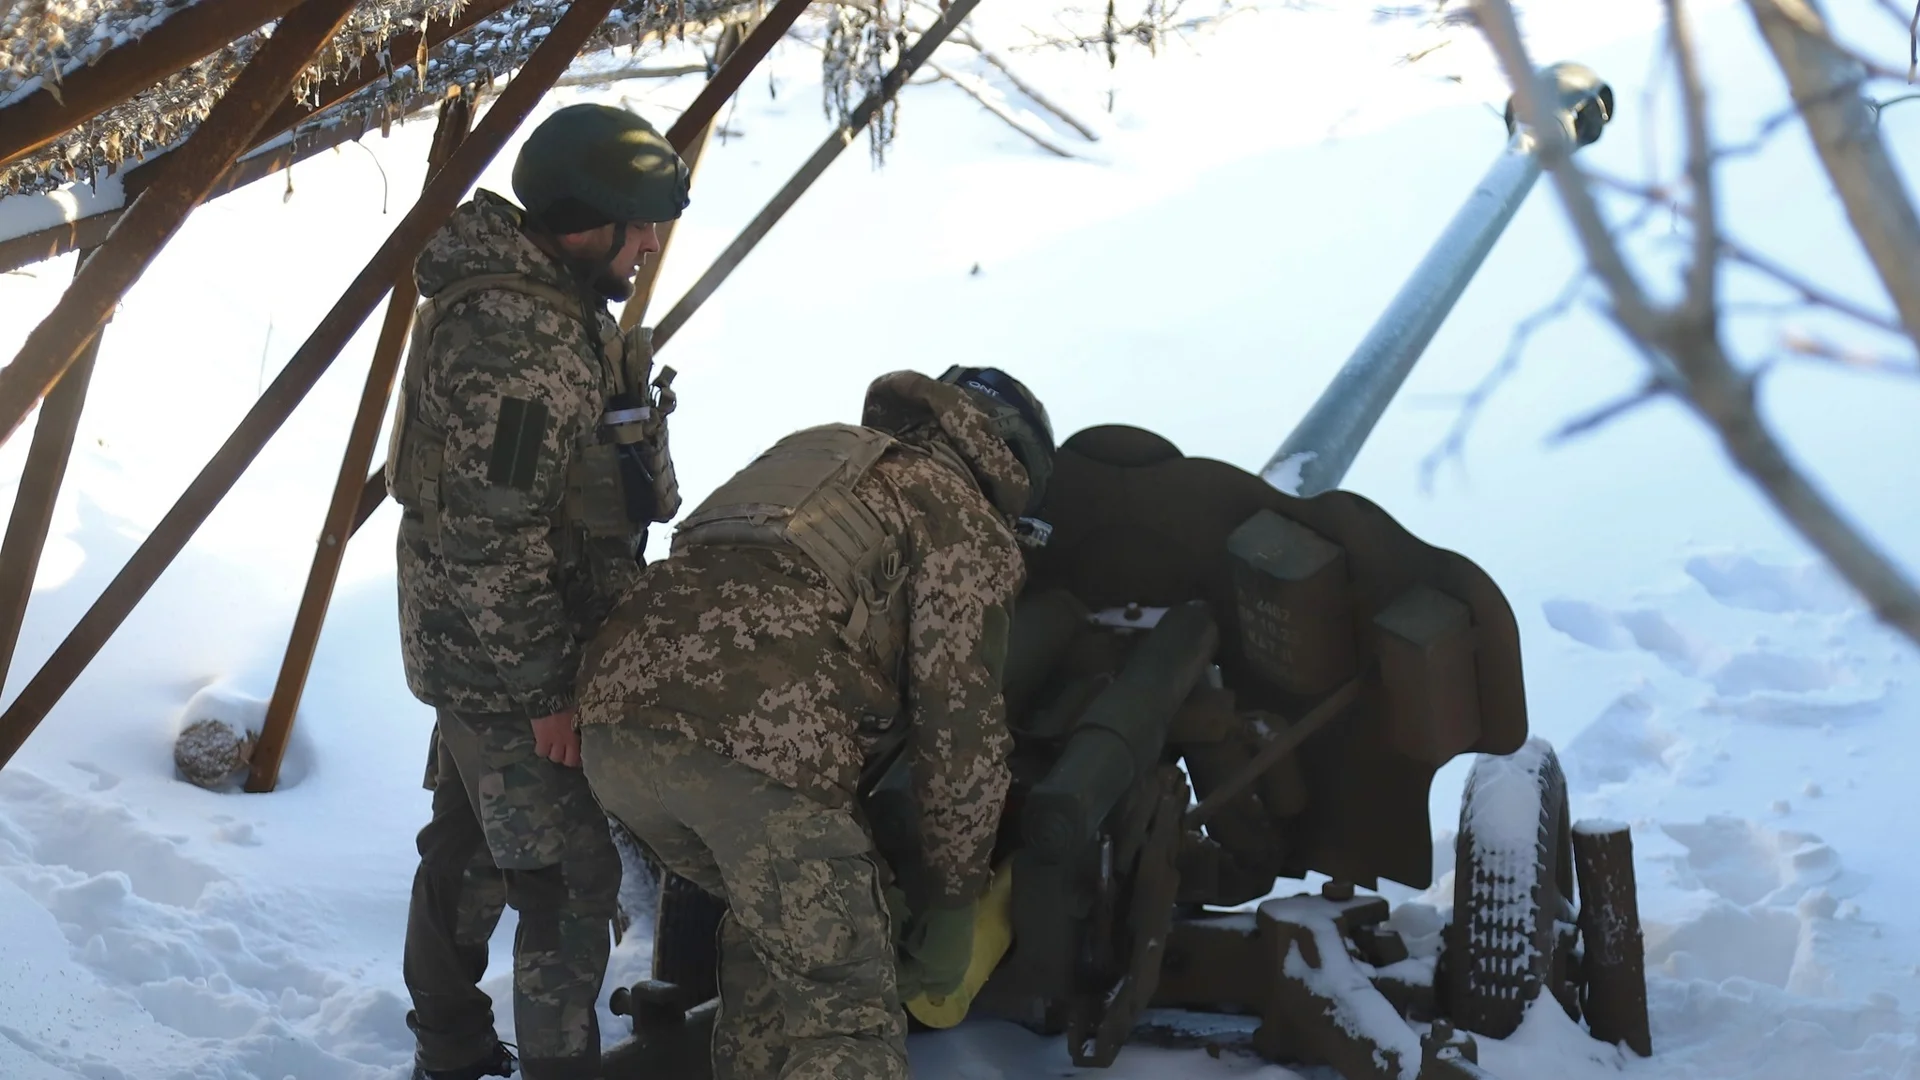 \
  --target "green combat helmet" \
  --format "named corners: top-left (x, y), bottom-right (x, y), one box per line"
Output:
top-left (512, 103), bottom-right (690, 232)
top-left (939, 365), bottom-right (1055, 520)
